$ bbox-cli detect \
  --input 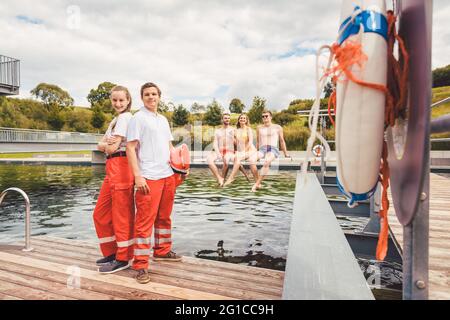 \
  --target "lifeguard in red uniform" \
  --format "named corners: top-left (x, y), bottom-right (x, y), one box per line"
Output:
top-left (93, 85), bottom-right (135, 274)
top-left (126, 82), bottom-right (182, 284)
